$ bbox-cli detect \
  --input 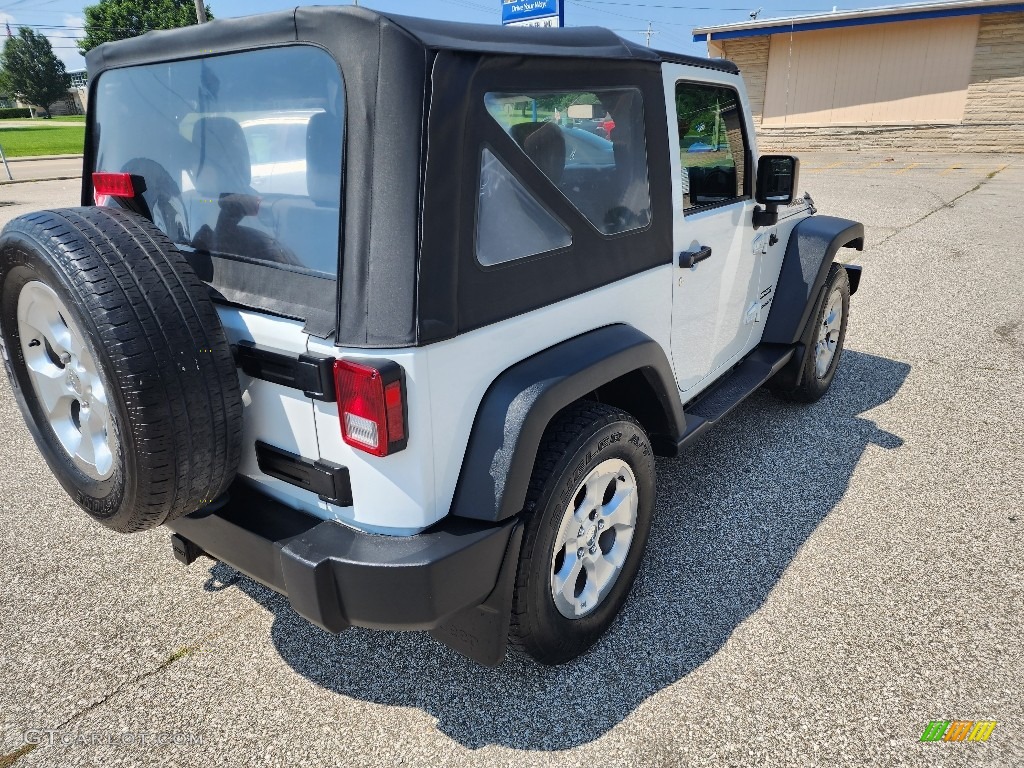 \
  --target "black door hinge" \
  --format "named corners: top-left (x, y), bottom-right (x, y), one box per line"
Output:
top-left (255, 442), bottom-right (353, 506)
top-left (233, 340), bottom-right (336, 402)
